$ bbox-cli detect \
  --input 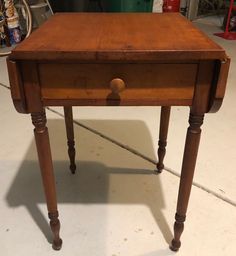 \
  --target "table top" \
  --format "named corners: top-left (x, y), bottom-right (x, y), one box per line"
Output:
top-left (10, 13), bottom-right (226, 61)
